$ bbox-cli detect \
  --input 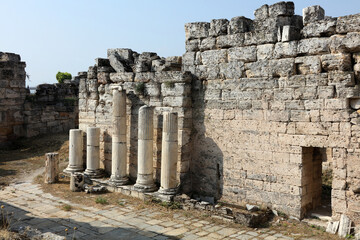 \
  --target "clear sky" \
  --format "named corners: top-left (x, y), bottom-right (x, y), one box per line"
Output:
top-left (1, 0), bottom-right (360, 87)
